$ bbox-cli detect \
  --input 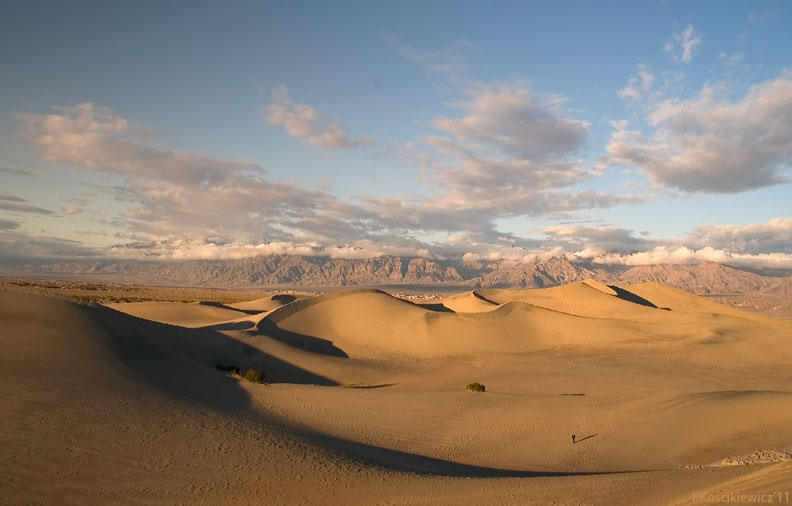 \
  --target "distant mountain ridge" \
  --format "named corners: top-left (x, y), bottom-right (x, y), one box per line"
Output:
top-left (2, 254), bottom-right (790, 297)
